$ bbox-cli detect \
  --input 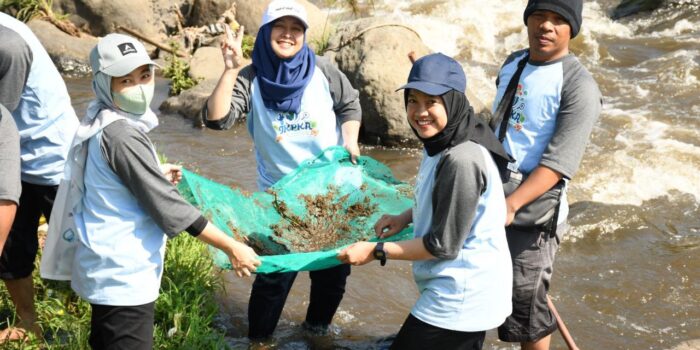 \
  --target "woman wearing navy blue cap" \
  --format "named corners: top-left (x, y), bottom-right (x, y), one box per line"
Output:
top-left (338, 53), bottom-right (513, 349)
top-left (203, 0), bottom-right (362, 340)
